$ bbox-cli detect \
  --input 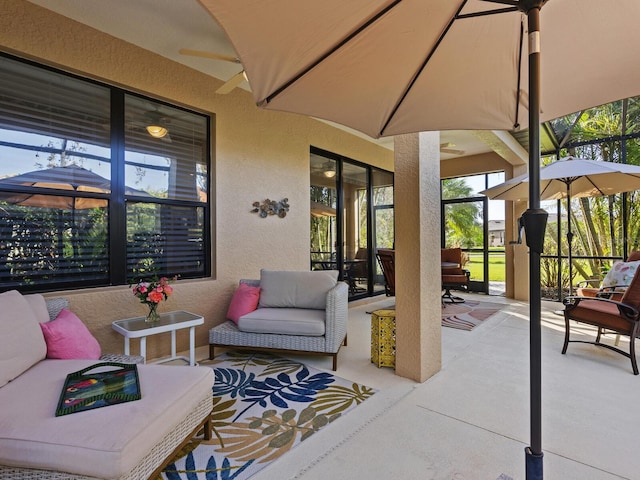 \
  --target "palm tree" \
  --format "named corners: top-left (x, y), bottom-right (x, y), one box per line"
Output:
top-left (442, 178), bottom-right (481, 248)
